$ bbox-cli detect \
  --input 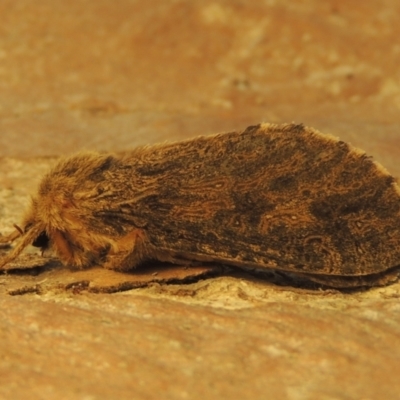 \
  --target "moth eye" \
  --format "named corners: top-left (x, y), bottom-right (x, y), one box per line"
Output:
top-left (32, 231), bottom-right (50, 249)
